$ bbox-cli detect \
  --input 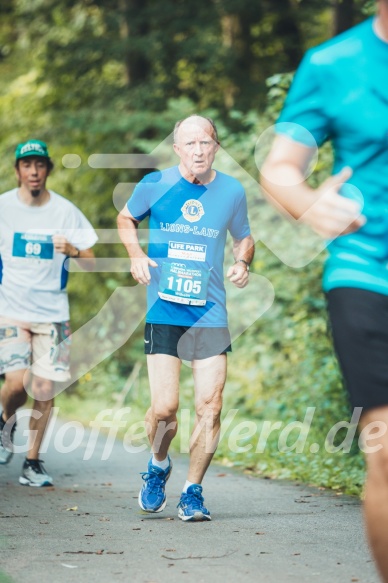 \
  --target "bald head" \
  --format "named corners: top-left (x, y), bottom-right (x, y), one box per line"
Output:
top-left (174, 116), bottom-right (219, 144)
